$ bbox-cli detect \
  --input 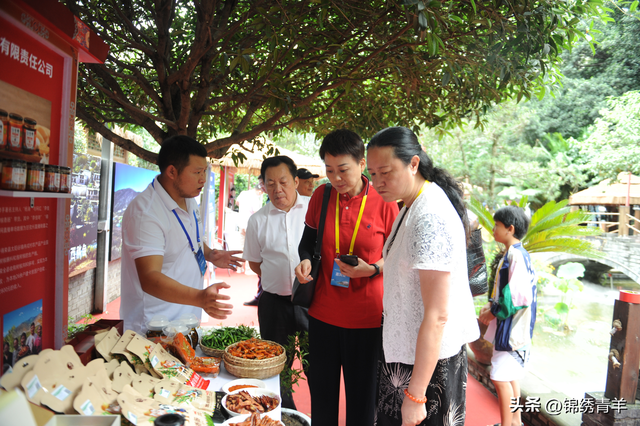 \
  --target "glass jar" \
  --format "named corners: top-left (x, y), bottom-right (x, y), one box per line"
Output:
top-left (1, 159), bottom-right (27, 191)
top-left (59, 166), bottom-right (71, 193)
top-left (26, 162), bottom-right (45, 192)
top-left (146, 315), bottom-right (169, 338)
top-left (178, 313), bottom-right (200, 350)
top-left (8, 113), bottom-right (23, 153)
top-left (22, 117), bottom-right (38, 155)
top-left (0, 109), bottom-right (8, 150)
top-left (44, 164), bottom-right (60, 192)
